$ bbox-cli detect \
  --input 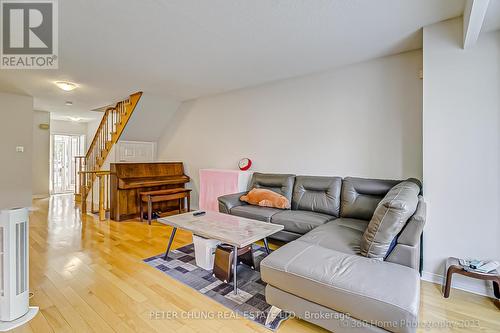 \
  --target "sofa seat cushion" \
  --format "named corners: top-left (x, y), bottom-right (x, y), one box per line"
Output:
top-left (261, 240), bottom-right (420, 333)
top-left (298, 218), bottom-right (368, 254)
top-left (271, 210), bottom-right (334, 234)
top-left (230, 205), bottom-right (281, 222)
top-left (268, 230), bottom-right (302, 242)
